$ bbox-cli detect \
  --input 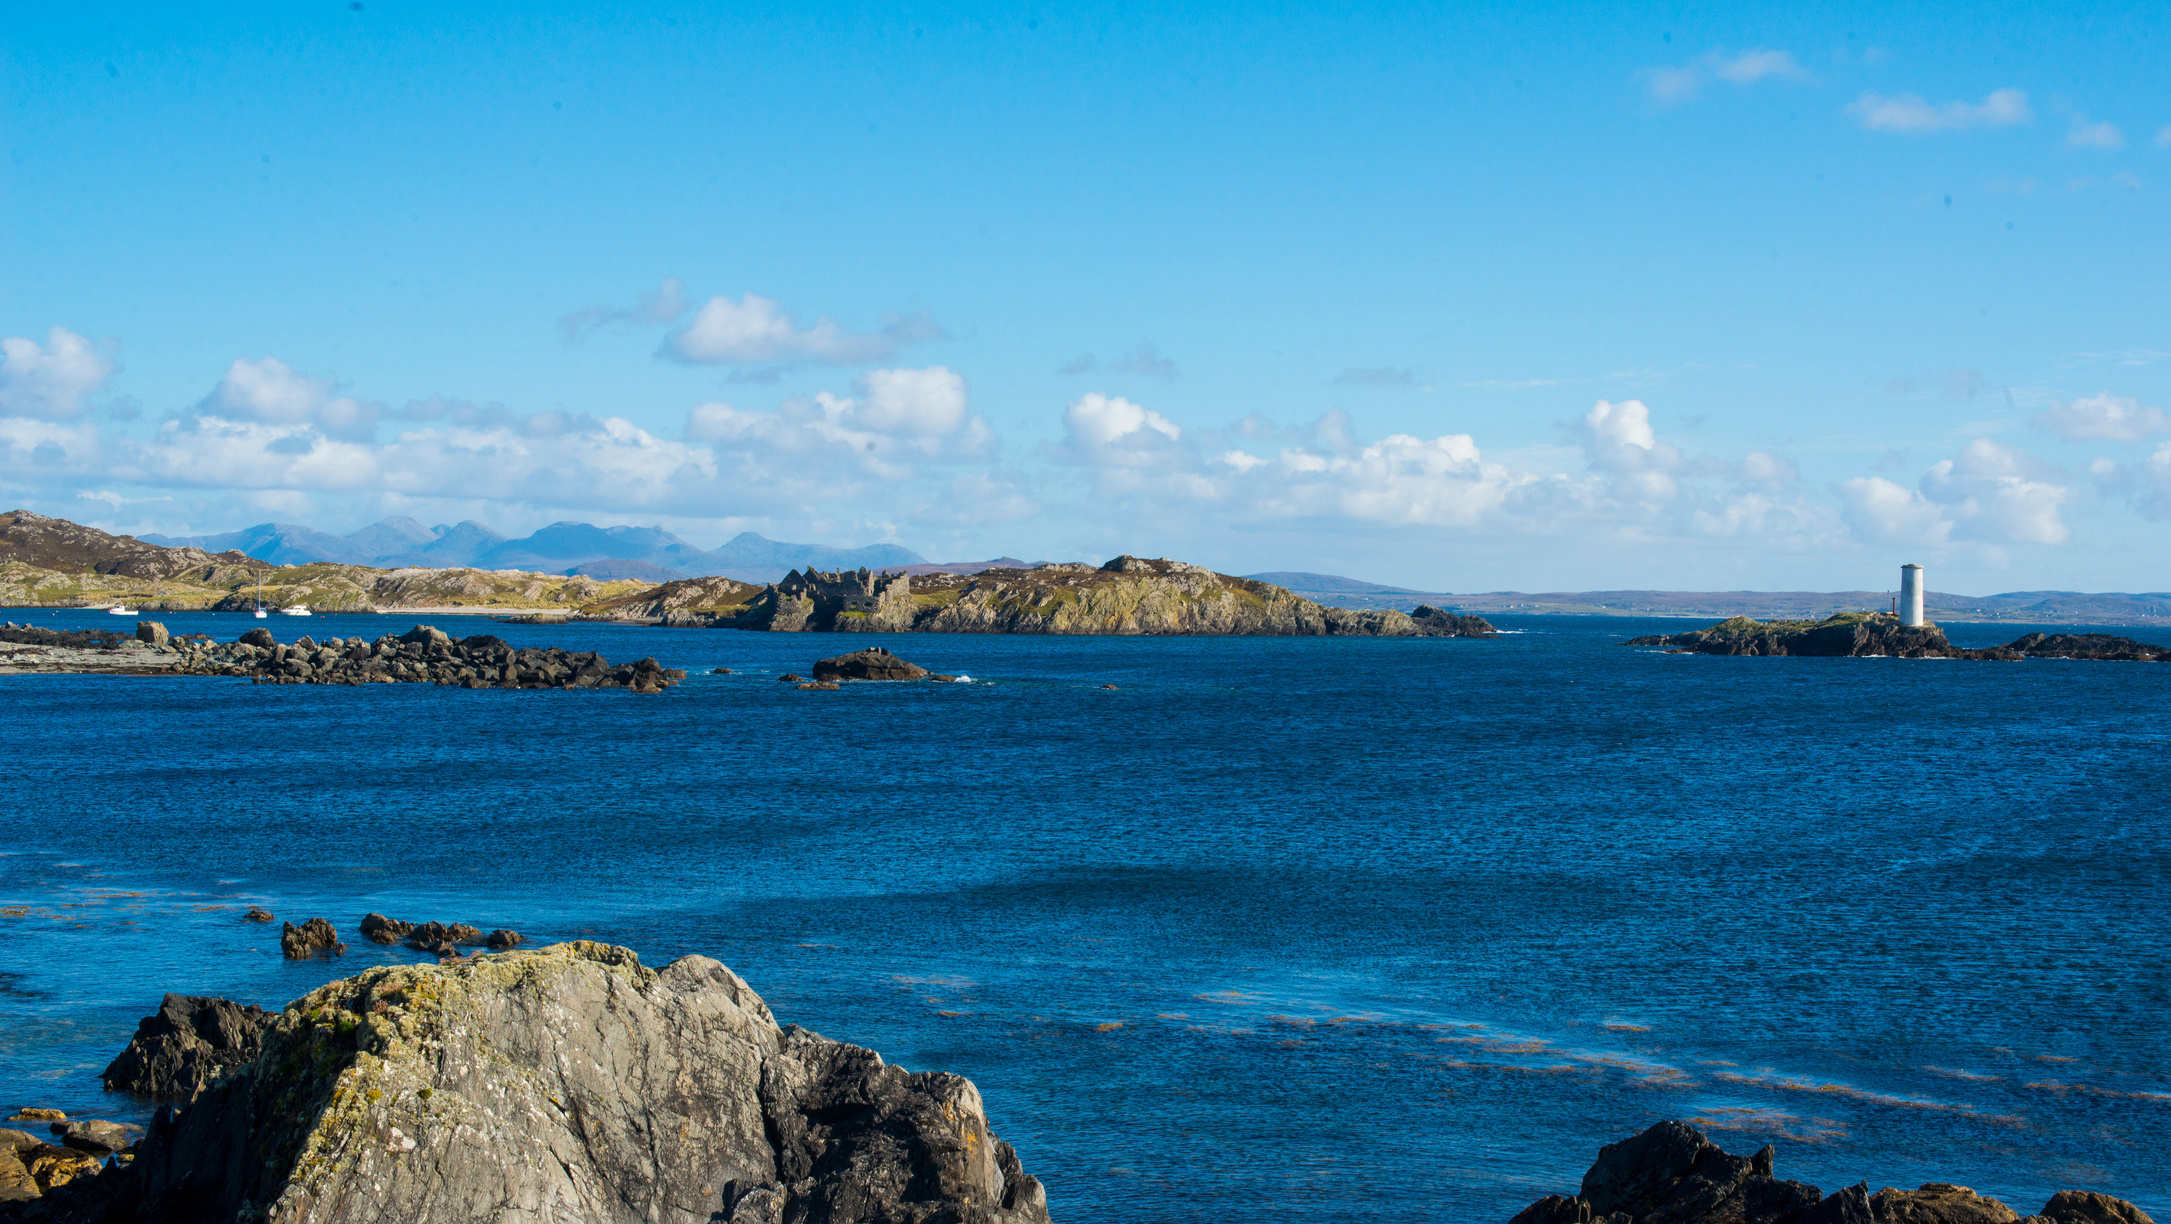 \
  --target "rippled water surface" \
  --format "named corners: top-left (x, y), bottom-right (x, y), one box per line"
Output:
top-left (2, 610), bottom-right (2166, 1219)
